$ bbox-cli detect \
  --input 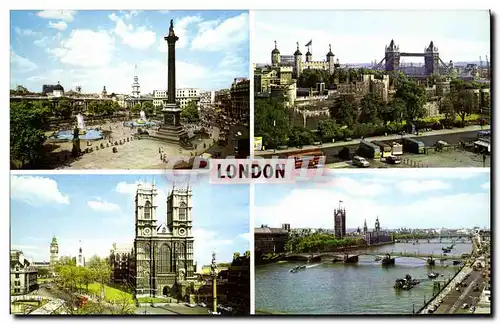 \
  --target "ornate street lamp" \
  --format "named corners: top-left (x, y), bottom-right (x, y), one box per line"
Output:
top-left (210, 252), bottom-right (218, 314)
